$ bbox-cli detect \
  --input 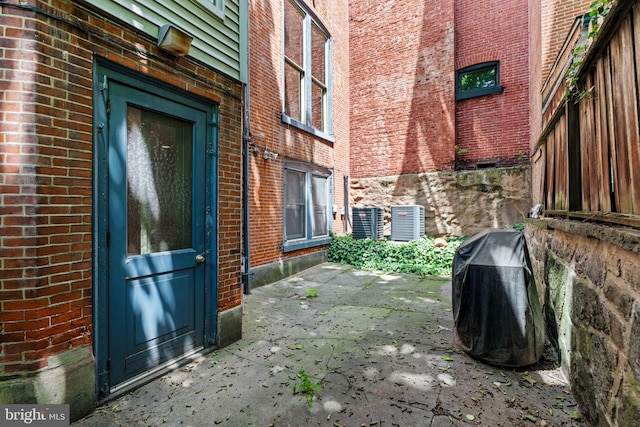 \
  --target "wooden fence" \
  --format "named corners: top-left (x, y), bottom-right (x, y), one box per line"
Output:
top-left (535, 0), bottom-right (640, 228)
